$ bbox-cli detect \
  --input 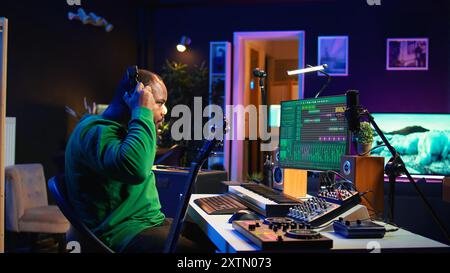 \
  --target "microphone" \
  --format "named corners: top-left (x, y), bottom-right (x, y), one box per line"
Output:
top-left (287, 64), bottom-right (328, 76)
top-left (253, 68), bottom-right (267, 78)
top-left (345, 90), bottom-right (361, 133)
